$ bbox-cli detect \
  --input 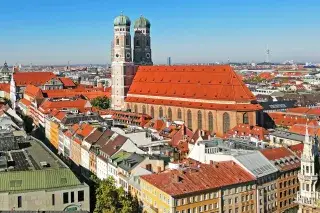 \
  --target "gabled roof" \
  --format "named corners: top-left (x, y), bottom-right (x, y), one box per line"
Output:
top-left (24, 85), bottom-right (43, 99)
top-left (260, 147), bottom-right (300, 172)
top-left (58, 77), bottom-right (76, 87)
top-left (39, 98), bottom-right (91, 114)
top-left (141, 161), bottom-right (255, 197)
top-left (13, 72), bottom-right (57, 86)
top-left (19, 98), bottom-right (32, 107)
top-left (127, 65), bottom-right (256, 102)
